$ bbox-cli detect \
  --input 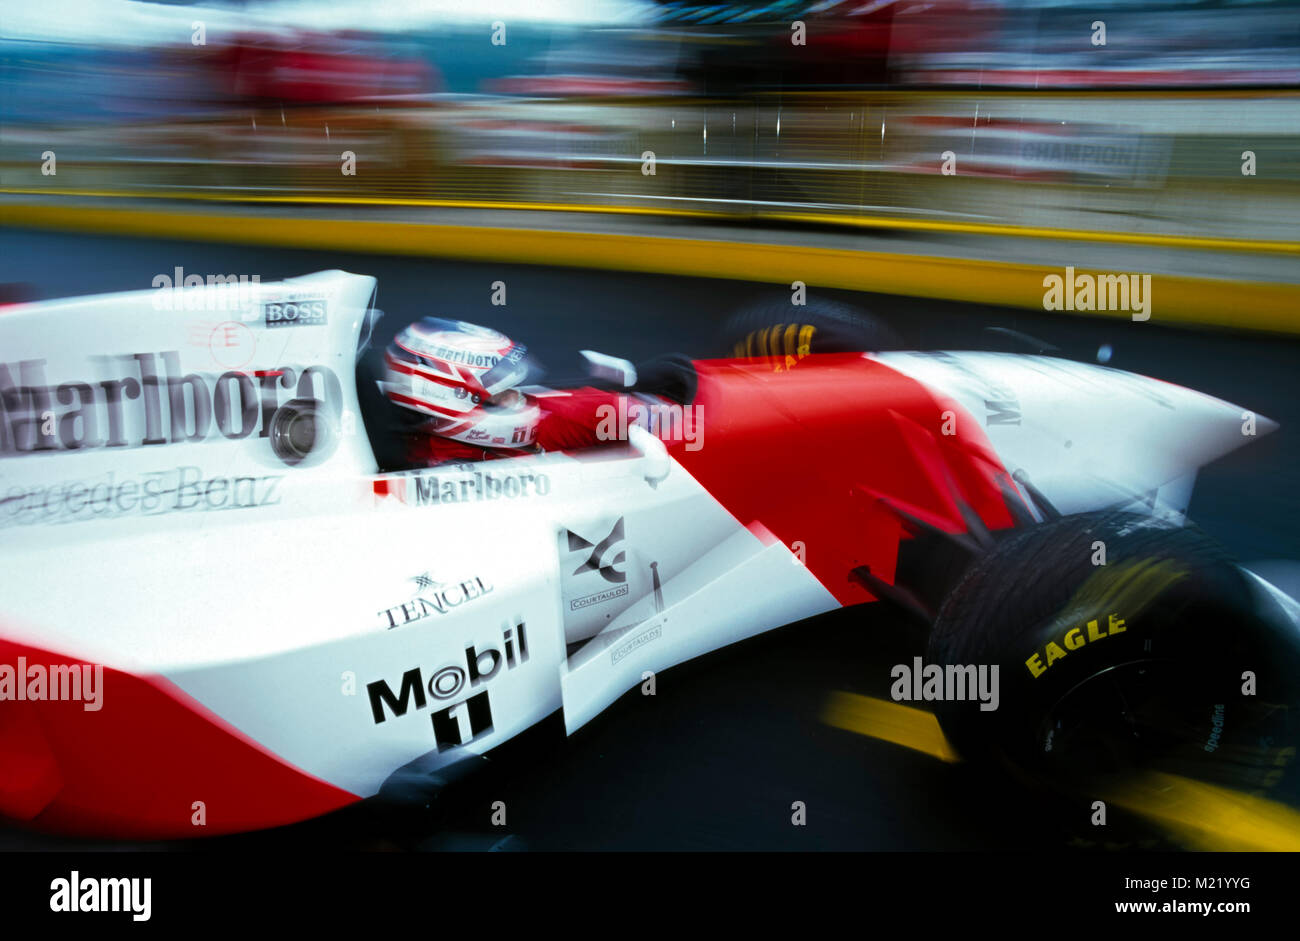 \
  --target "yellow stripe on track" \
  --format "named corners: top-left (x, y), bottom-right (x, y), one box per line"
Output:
top-left (820, 691), bottom-right (1300, 850)
top-left (821, 691), bottom-right (960, 763)
top-left (1104, 771), bottom-right (1300, 852)
top-left (3, 201), bottom-right (1297, 333)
